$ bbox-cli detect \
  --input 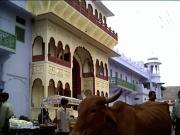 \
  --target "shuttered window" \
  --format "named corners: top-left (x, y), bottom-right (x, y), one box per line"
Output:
top-left (15, 26), bottom-right (25, 42)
